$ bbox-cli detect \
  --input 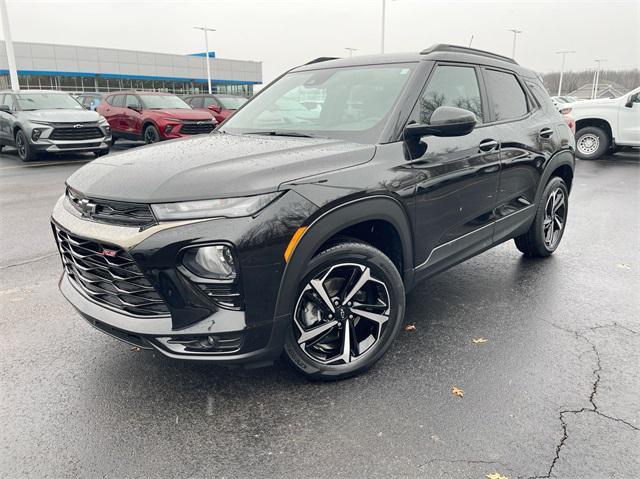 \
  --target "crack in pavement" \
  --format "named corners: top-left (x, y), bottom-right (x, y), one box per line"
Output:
top-left (0, 252), bottom-right (58, 270)
top-left (527, 326), bottom-right (639, 479)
